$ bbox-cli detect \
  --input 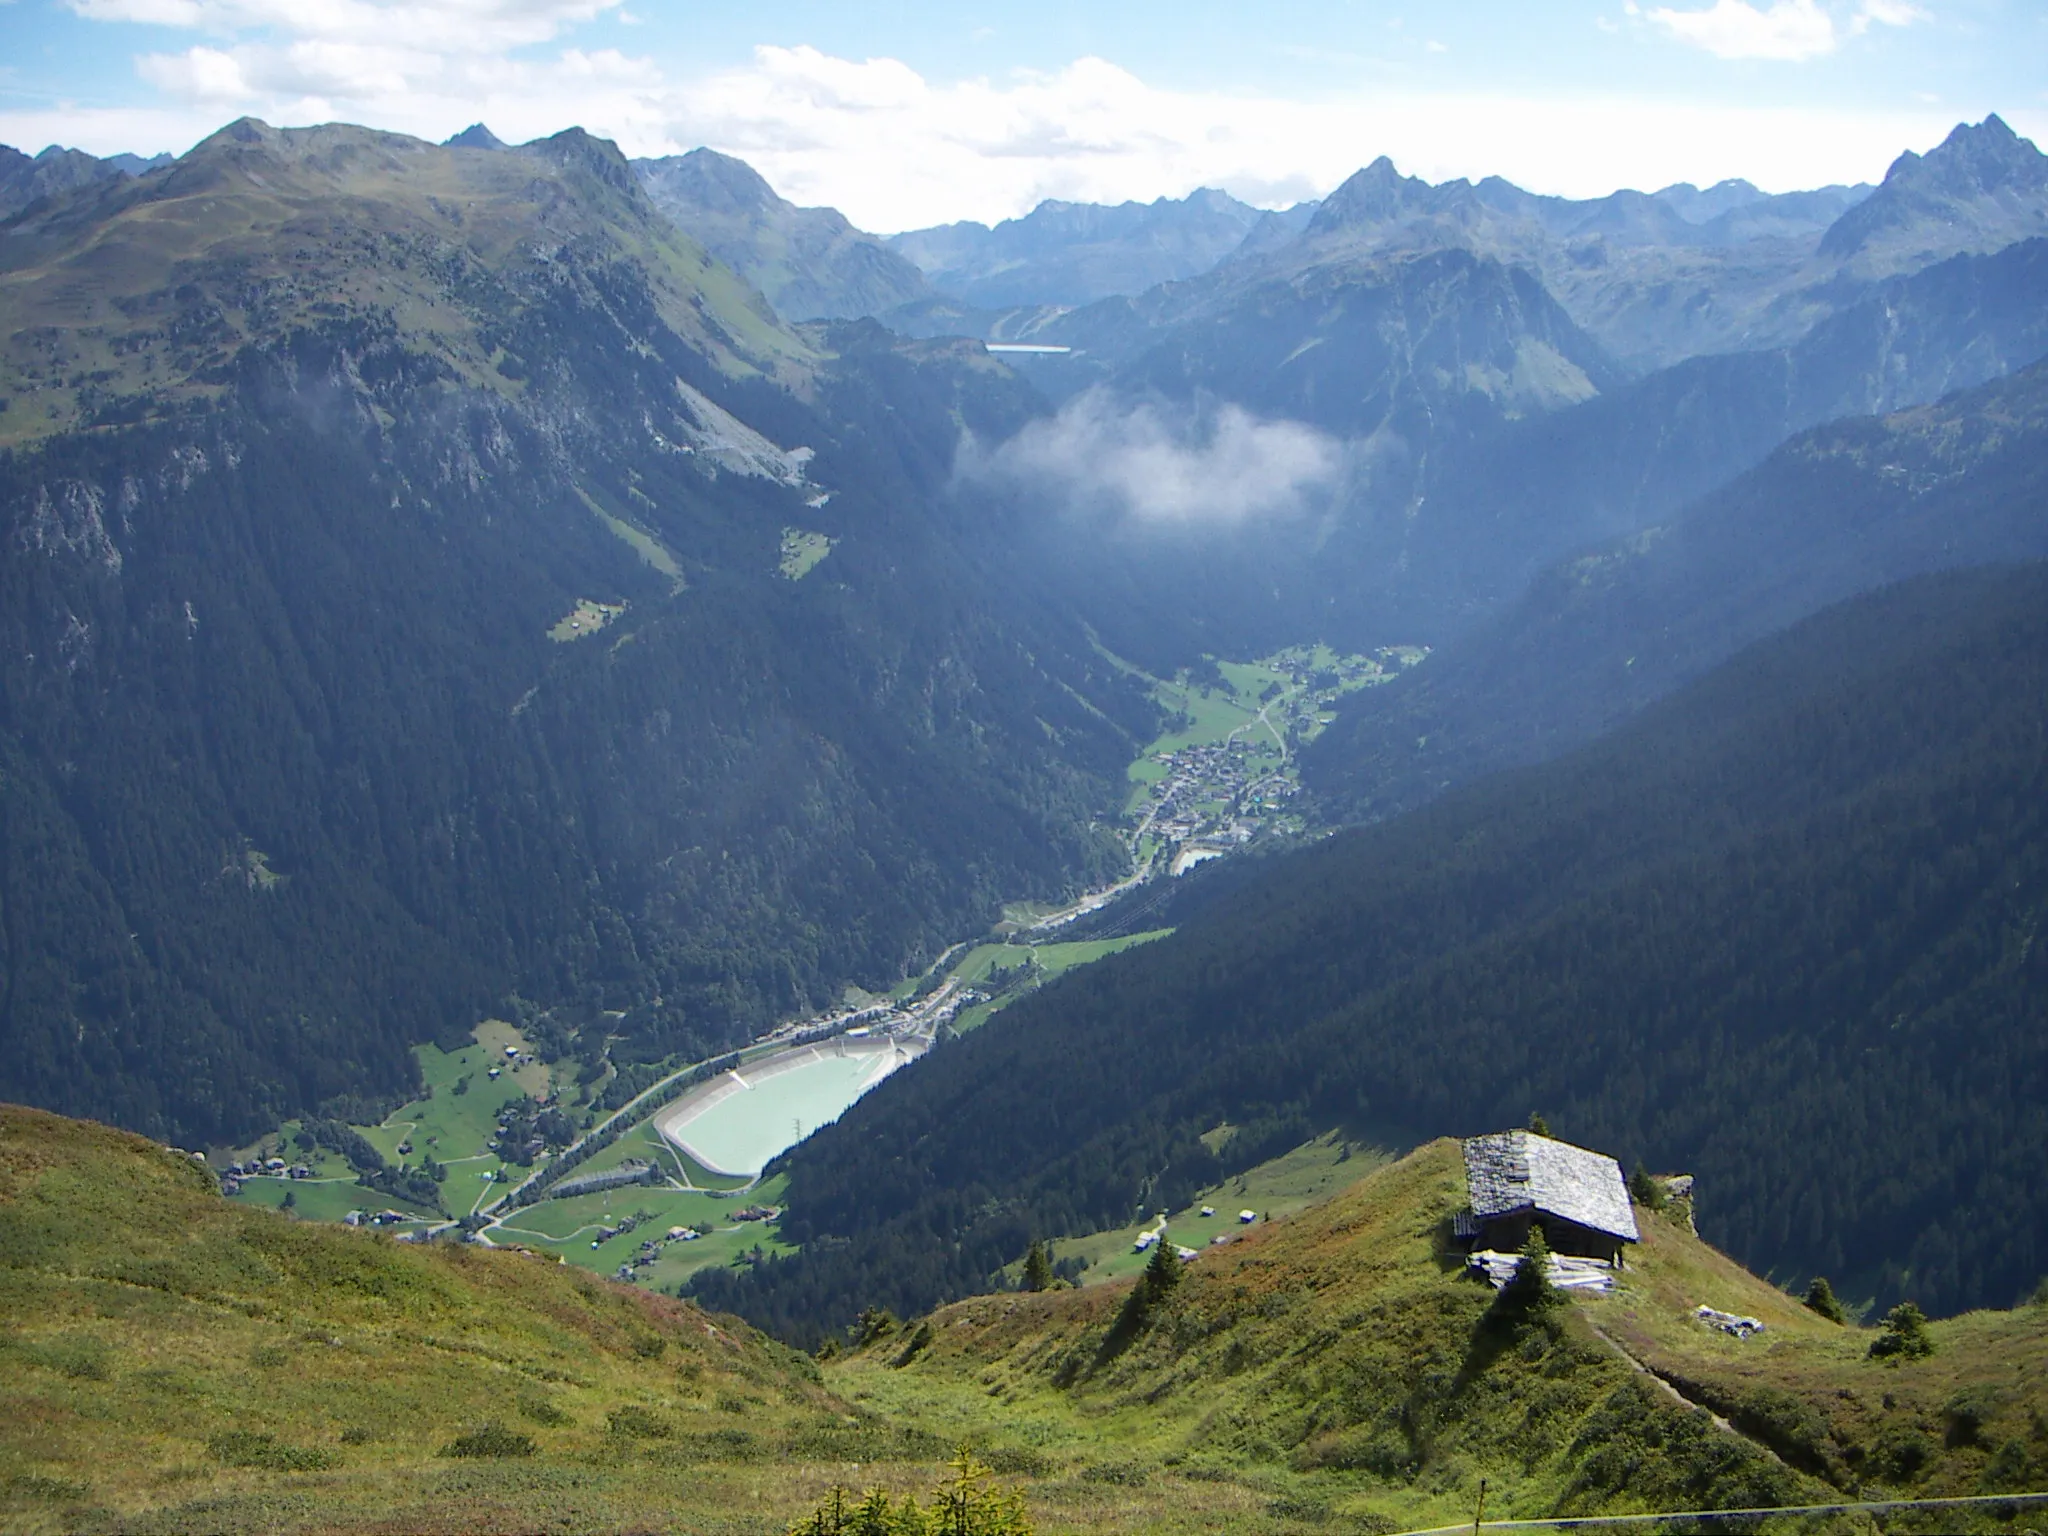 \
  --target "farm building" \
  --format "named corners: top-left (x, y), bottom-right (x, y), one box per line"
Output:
top-left (1456, 1130), bottom-right (1640, 1263)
